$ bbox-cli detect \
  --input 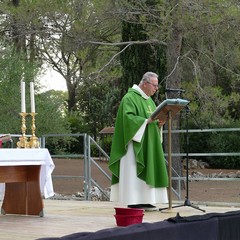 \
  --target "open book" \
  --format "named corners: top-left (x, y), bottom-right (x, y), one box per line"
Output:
top-left (151, 98), bottom-right (189, 121)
